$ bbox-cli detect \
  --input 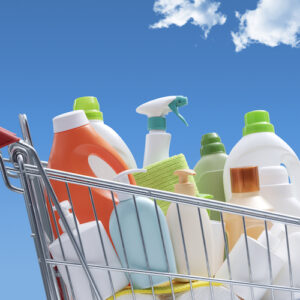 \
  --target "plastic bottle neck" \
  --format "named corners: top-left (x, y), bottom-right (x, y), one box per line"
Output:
top-left (90, 119), bottom-right (104, 124)
top-left (149, 130), bottom-right (167, 134)
top-left (148, 116), bottom-right (166, 131)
